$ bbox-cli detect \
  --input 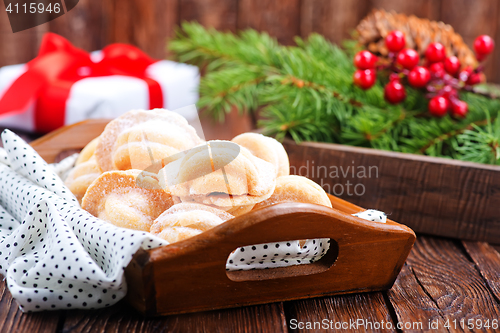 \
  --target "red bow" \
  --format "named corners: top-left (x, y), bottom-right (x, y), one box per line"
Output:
top-left (0, 33), bottom-right (163, 133)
